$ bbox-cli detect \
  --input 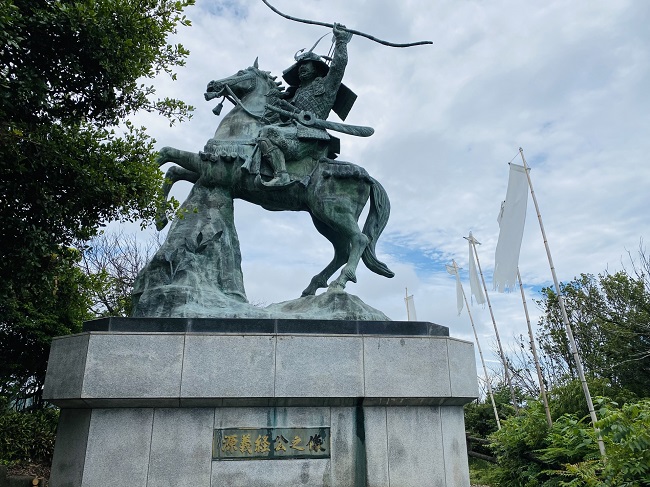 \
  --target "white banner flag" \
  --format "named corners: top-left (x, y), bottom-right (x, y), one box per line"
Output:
top-left (468, 233), bottom-right (486, 305)
top-left (404, 294), bottom-right (417, 321)
top-left (494, 163), bottom-right (528, 292)
top-left (446, 262), bottom-right (464, 315)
